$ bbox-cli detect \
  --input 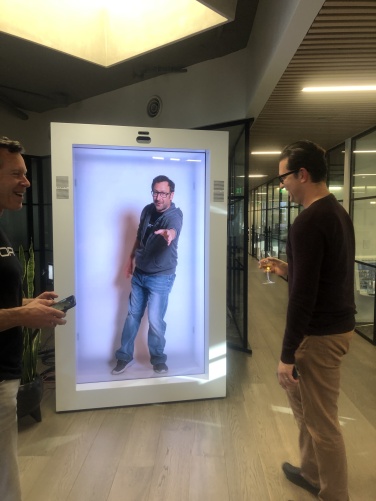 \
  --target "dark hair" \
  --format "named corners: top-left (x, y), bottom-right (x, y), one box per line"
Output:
top-left (152, 175), bottom-right (175, 193)
top-left (279, 140), bottom-right (327, 183)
